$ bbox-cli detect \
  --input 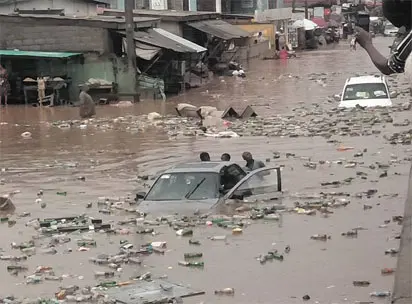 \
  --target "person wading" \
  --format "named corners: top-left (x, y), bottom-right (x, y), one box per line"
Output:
top-left (0, 64), bottom-right (10, 106)
top-left (242, 152), bottom-right (265, 173)
top-left (79, 85), bottom-right (96, 119)
top-left (221, 153), bottom-right (231, 161)
top-left (355, 0), bottom-right (412, 75)
top-left (200, 152), bottom-right (210, 161)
